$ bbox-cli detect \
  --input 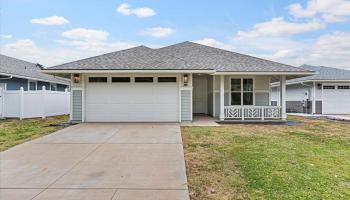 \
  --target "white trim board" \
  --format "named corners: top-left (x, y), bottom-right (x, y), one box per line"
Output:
top-left (42, 69), bottom-right (314, 76)
top-left (0, 72), bottom-right (69, 85)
